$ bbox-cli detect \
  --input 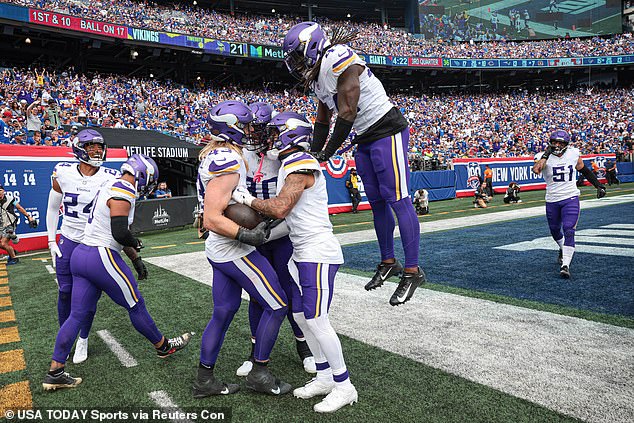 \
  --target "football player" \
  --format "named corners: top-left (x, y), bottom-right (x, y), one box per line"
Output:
top-left (43, 154), bottom-right (192, 391)
top-left (533, 130), bottom-right (606, 278)
top-left (193, 100), bottom-right (290, 398)
top-left (46, 129), bottom-right (148, 364)
top-left (283, 22), bottom-right (426, 306)
top-left (234, 102), bottom-right (315, 377)
top-left (232, 112), bottom-right (358, 413)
